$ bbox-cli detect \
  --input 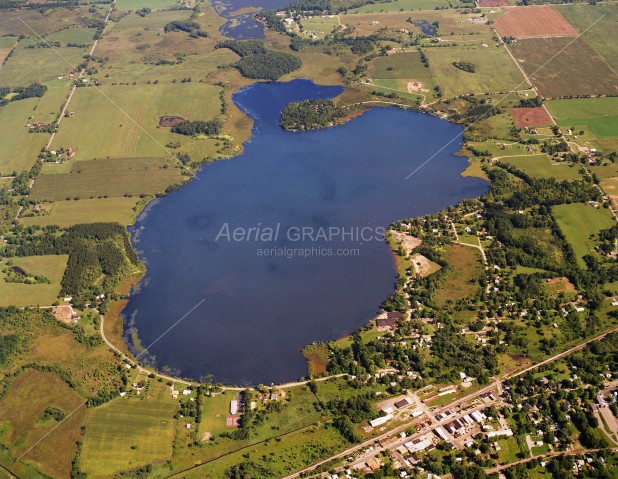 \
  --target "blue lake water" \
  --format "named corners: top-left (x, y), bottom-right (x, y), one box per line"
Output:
top-left (213, 0), bottom-right (285, 39)
top-left (123, 79), bottom-right (488, 385)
